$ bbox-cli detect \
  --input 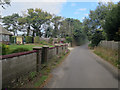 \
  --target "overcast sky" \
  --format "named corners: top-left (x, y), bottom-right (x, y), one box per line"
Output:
top-left (0, 0), bottom-right (119, 22)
